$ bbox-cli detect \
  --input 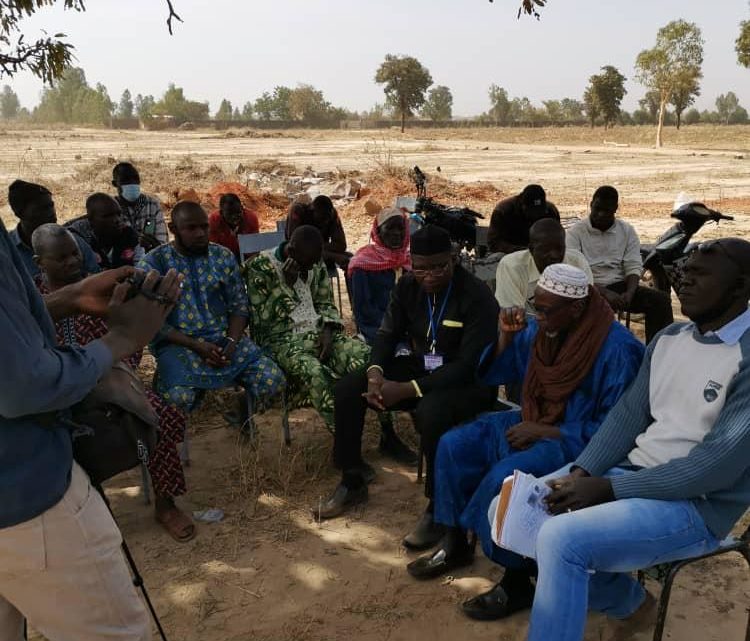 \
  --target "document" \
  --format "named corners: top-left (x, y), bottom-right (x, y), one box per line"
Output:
top-left (488, 470), bottom-right (552, 560)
